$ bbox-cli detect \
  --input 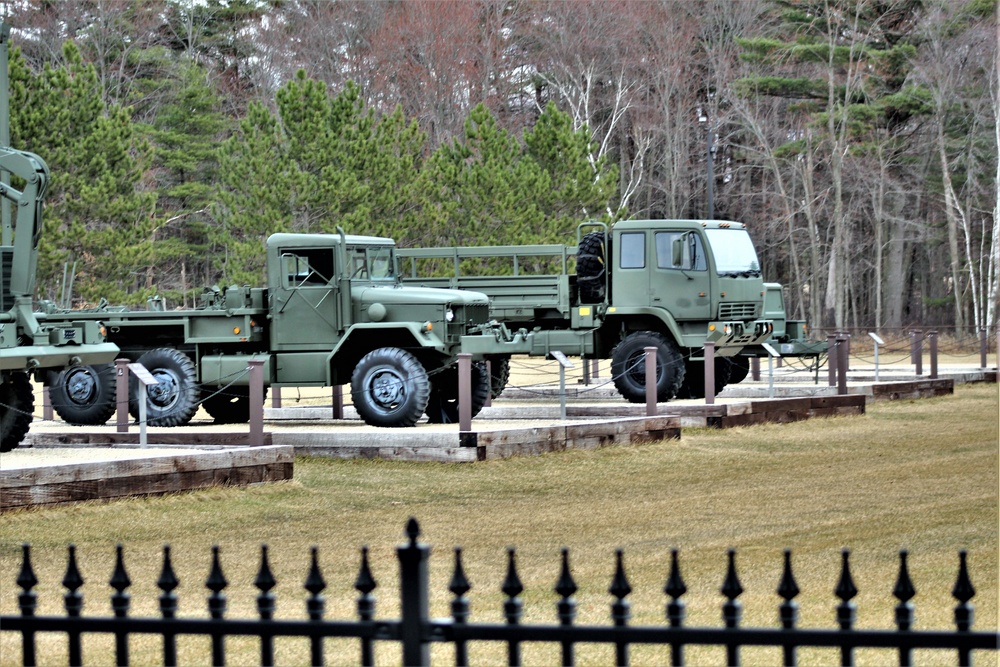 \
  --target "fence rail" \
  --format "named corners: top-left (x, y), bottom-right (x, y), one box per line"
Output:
top-left (3, 519), bottom-right (996, 666)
